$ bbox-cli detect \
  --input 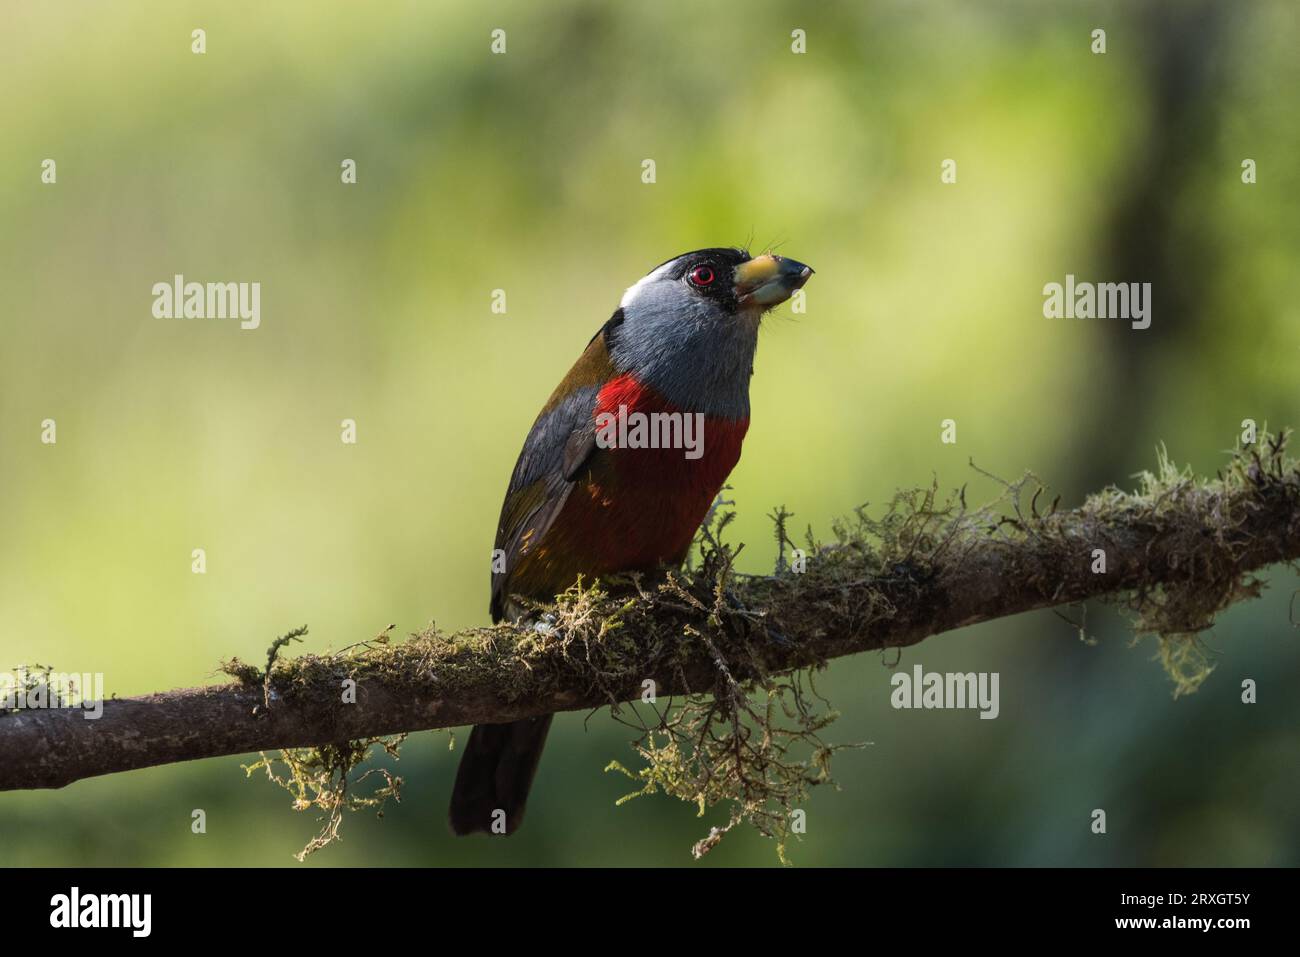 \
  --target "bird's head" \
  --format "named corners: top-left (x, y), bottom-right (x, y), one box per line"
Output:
top-left (608, 247), bottom-right (814, 416)
top-left (619, 247), bottom-right (813, 320)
